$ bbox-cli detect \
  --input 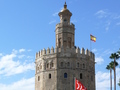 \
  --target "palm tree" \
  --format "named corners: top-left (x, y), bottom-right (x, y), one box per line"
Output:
top-left (106, 64), bottom-right (112, 90)
top-left (117, 49), bottom-right (120, 87)
top-left (118, 79), bottom-right (120, 86)
top-left (106, 61), bottom-right (118, 90)
top-left (110, 53), bottom-right (119, 90)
